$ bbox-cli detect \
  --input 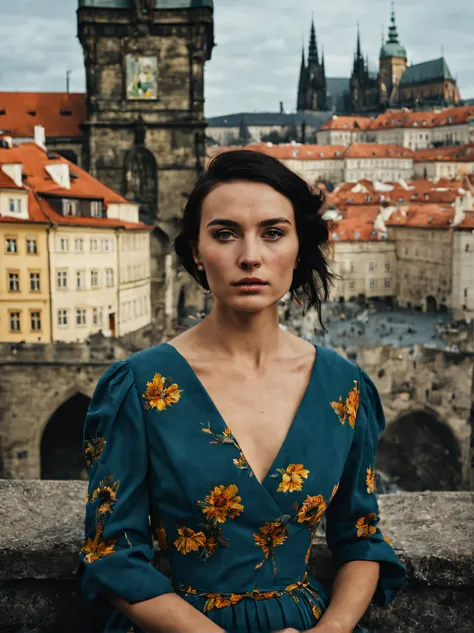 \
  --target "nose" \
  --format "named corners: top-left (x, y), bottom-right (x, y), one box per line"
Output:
top-left (238, 240), bottom-right (262, 269)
